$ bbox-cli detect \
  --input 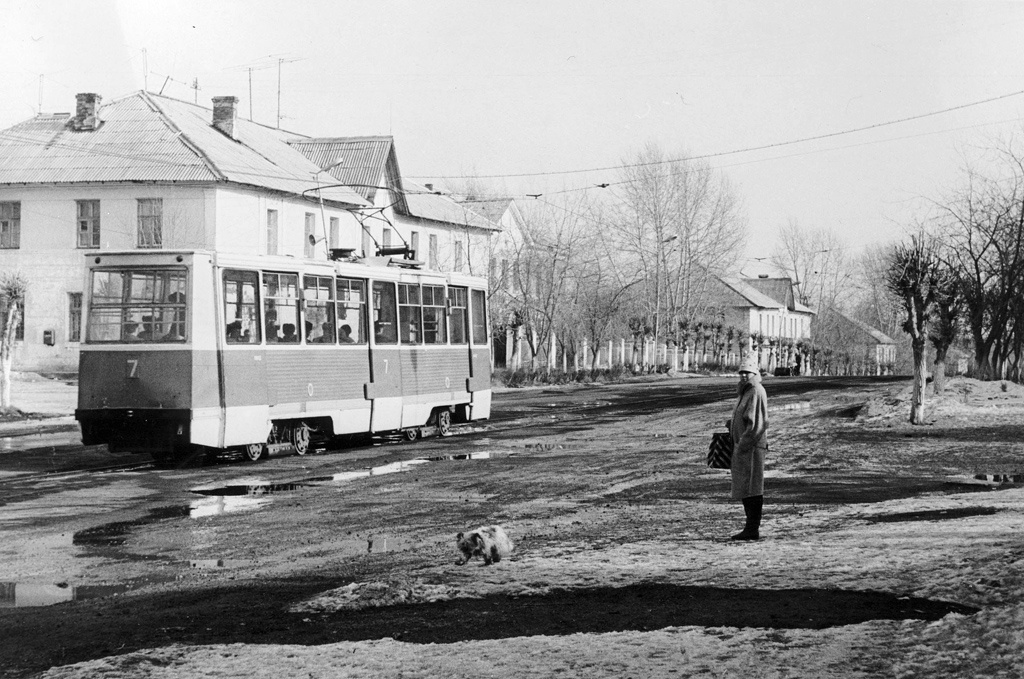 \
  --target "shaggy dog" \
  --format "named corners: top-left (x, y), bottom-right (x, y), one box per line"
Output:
top-left (455, 525), bottom-right (514, 566)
